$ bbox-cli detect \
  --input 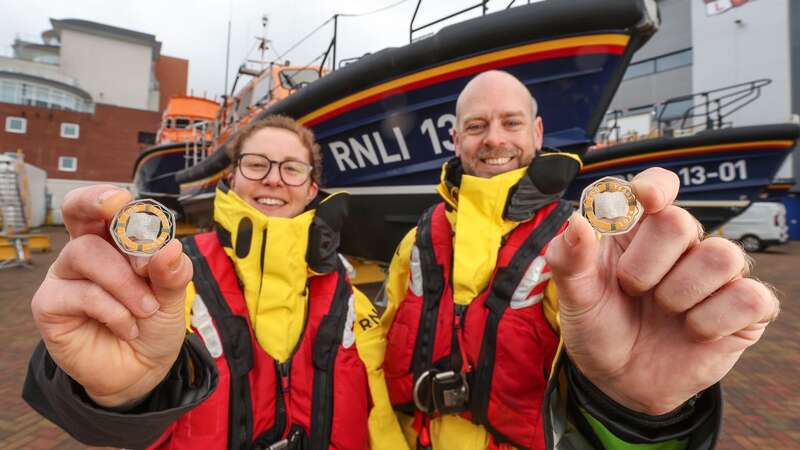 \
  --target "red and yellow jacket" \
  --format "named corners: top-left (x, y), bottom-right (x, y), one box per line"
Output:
top-left (158, 184), bottom-right (408, 449)
top-left (382, 162), bottom-right (699, 450)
